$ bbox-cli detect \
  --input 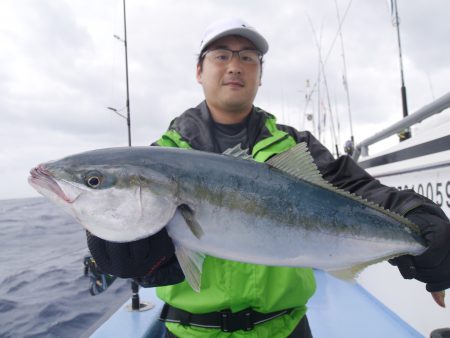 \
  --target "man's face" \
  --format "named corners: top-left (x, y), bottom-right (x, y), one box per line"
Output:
top-left (196, 35), bottom-right (262, 115)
